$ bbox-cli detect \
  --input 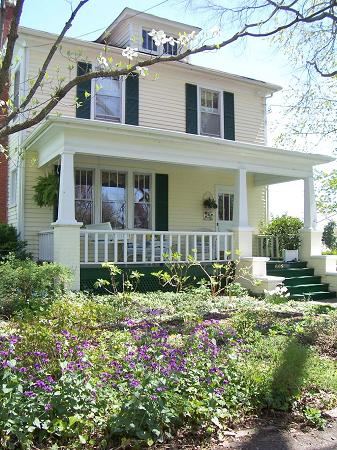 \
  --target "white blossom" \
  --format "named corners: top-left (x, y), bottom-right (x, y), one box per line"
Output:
top-left (96, 53), bottom-right (109, 69)
top-left (136, 66), bottom-right (149, 77)
top-left (163, 36), bottom-right (176, 47)
top-left (7, 0), bottom-right (17, 6)
top-left (121, 47), bottom-right (139, 60)
top-left (148, 29), bottom-right (168, 47)
top-left (177, 31), bottom-right (196, 47)
top-left (210, 26), bottom-right (221, 37)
